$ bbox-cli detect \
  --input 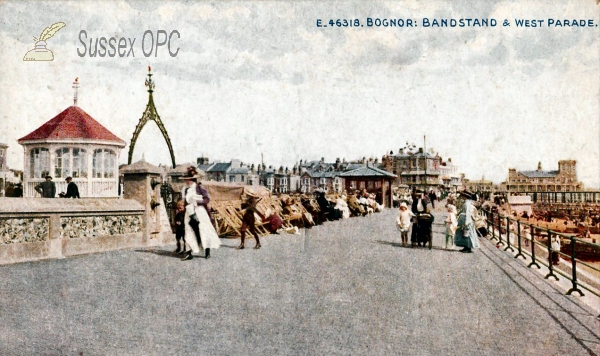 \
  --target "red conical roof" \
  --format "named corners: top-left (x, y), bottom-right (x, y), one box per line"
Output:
top-left (18, 106), bottom-right (125, 145)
